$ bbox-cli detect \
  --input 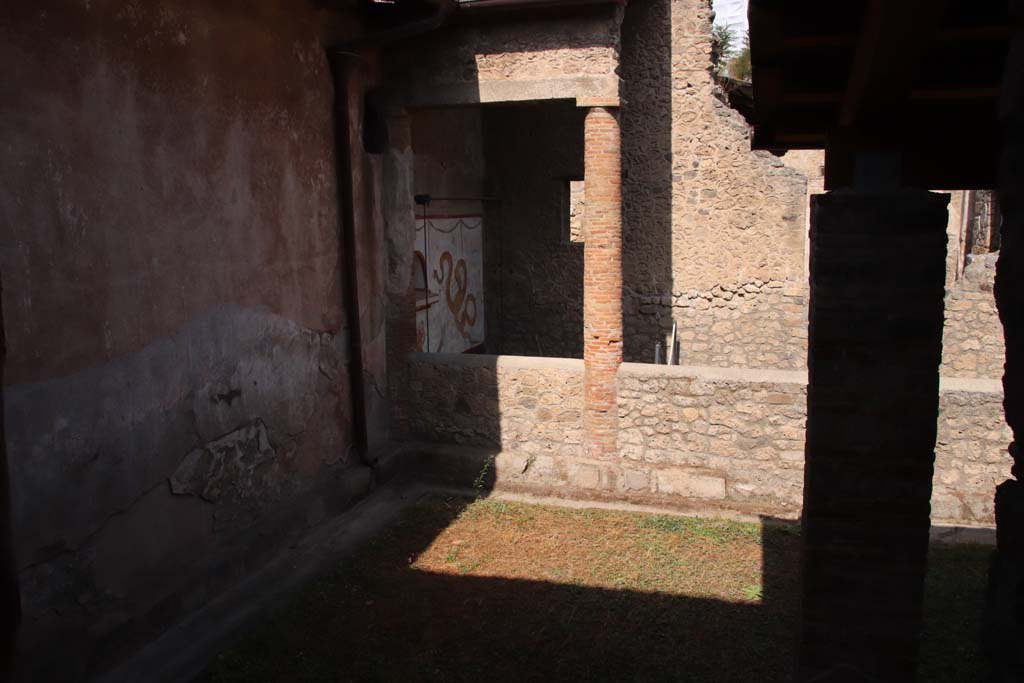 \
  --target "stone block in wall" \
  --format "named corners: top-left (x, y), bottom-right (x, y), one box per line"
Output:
top-left (655, 468), bottom-right (727, 499)
top-left (569, 463), bottom-right (603, 490)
